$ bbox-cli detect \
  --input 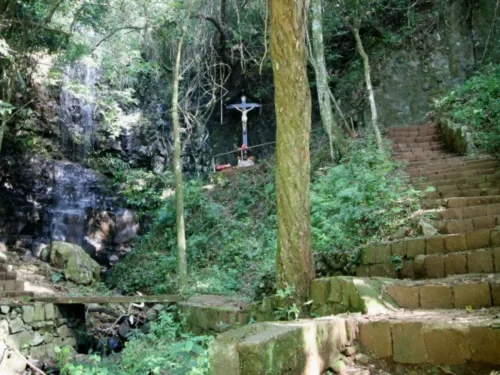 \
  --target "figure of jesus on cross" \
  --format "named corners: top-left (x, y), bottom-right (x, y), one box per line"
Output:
top-left (226, 95), bottom-right (262, 160)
